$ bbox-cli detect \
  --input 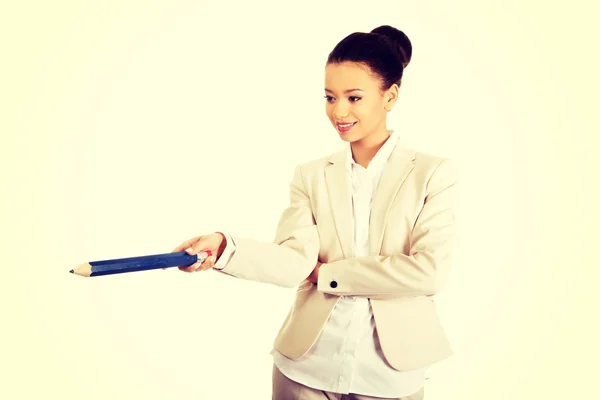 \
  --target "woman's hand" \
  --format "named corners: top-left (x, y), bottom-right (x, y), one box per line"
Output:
top-left (167, 232), bottom-right (226, 272)
top-left (307, 261), bottom-right (322, 284)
